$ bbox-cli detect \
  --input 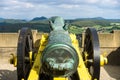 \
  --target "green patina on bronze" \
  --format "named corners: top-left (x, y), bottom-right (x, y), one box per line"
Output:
top-left (48, 16), bottom-right (71, 45)
top-left (42, 16), bottom-right (79, 77)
